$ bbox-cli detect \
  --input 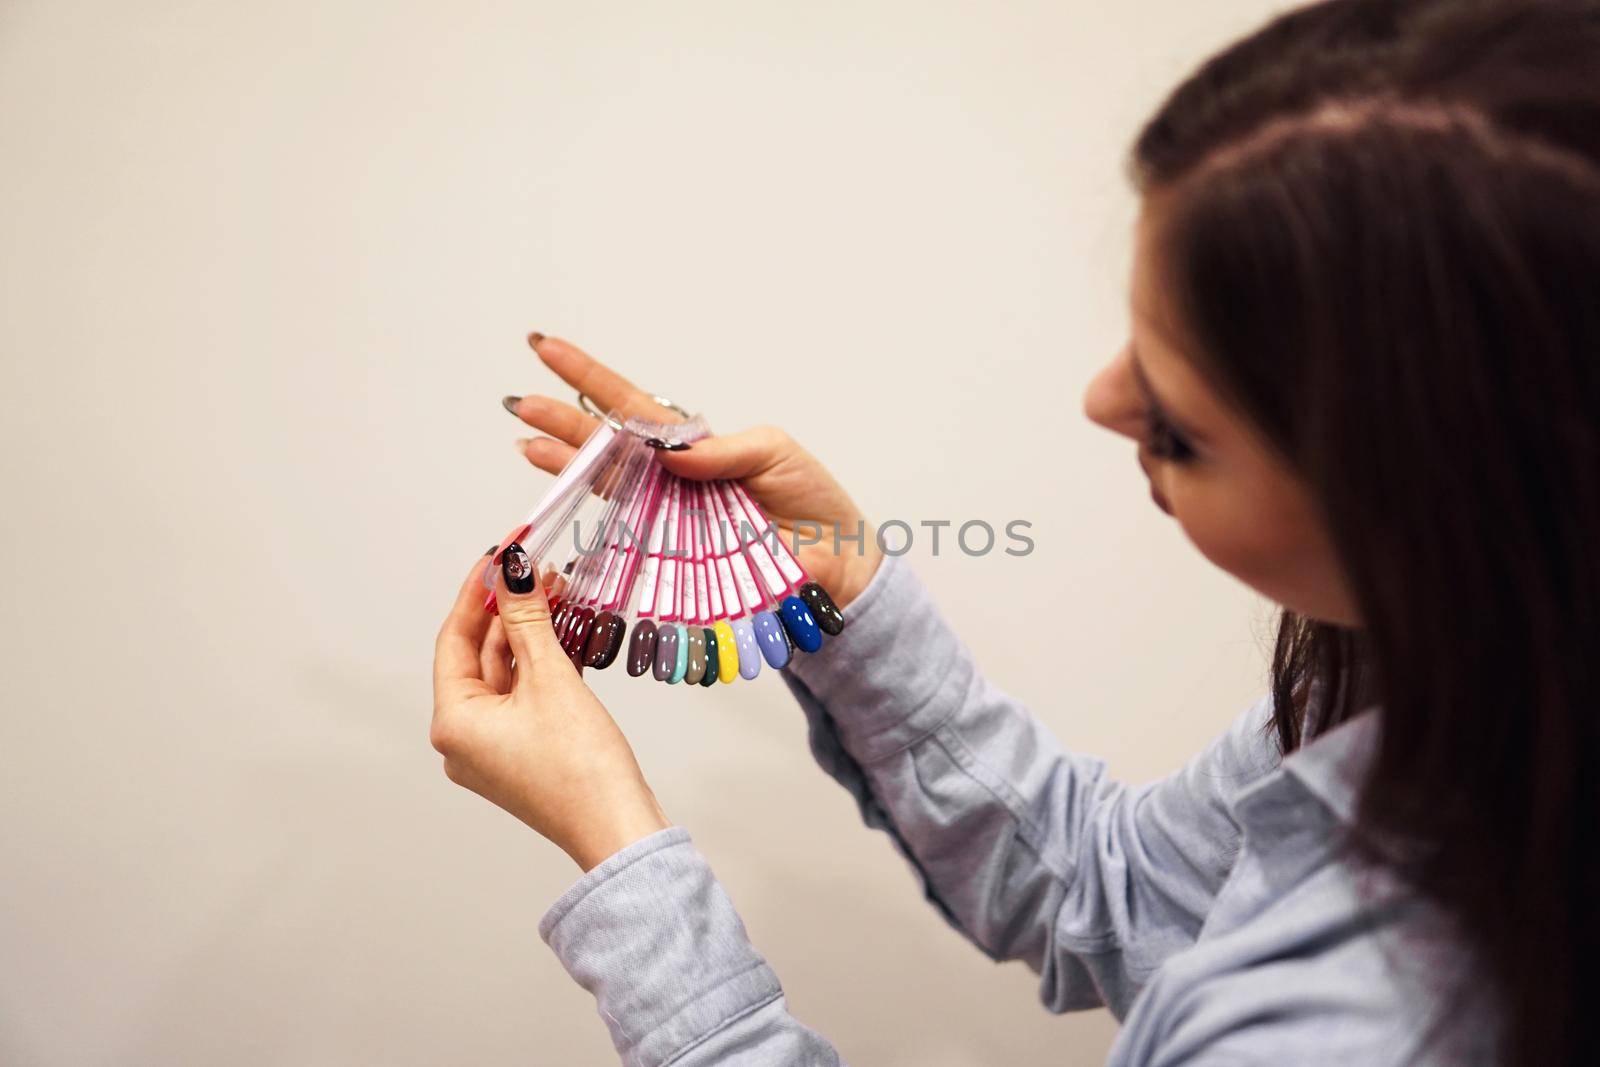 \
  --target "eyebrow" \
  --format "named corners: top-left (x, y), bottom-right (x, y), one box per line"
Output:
top-left (1129, 348), bottom-right (1205, 444)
